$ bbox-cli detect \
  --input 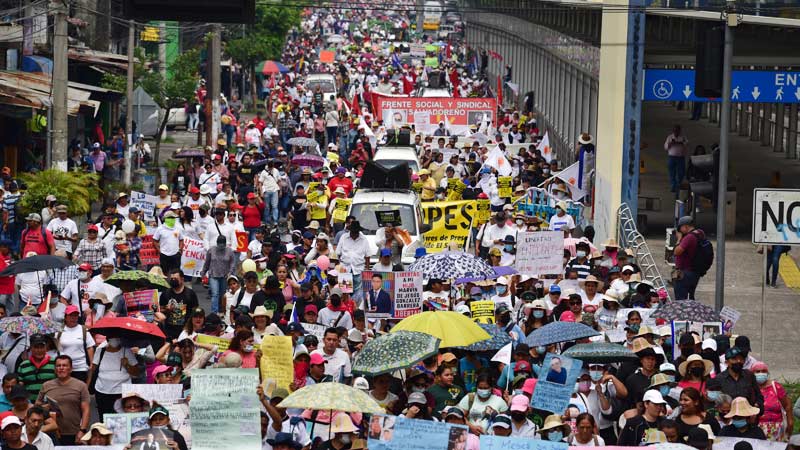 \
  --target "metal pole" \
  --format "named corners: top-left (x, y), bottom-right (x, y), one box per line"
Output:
top-left (714, 3), bottom-right (735, 312)
top-left (124, 20), bottom-right (134, 185)
top-left (417, 0), bottom-right (424, 32)
top-left (760, 249), bottom-right (766, 358)
top-left (50, 0), bottom-right (68, 171)
top-left (208, 25), bottom-right (221, 147)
